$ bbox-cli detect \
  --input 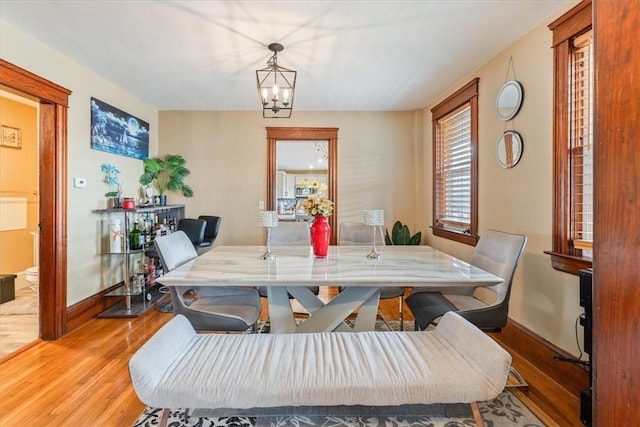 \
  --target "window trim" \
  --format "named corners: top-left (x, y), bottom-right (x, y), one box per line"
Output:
top-left (431, 78), bottom-right (479, 246)
top-left (546, 0), bottom-right (593, 275)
